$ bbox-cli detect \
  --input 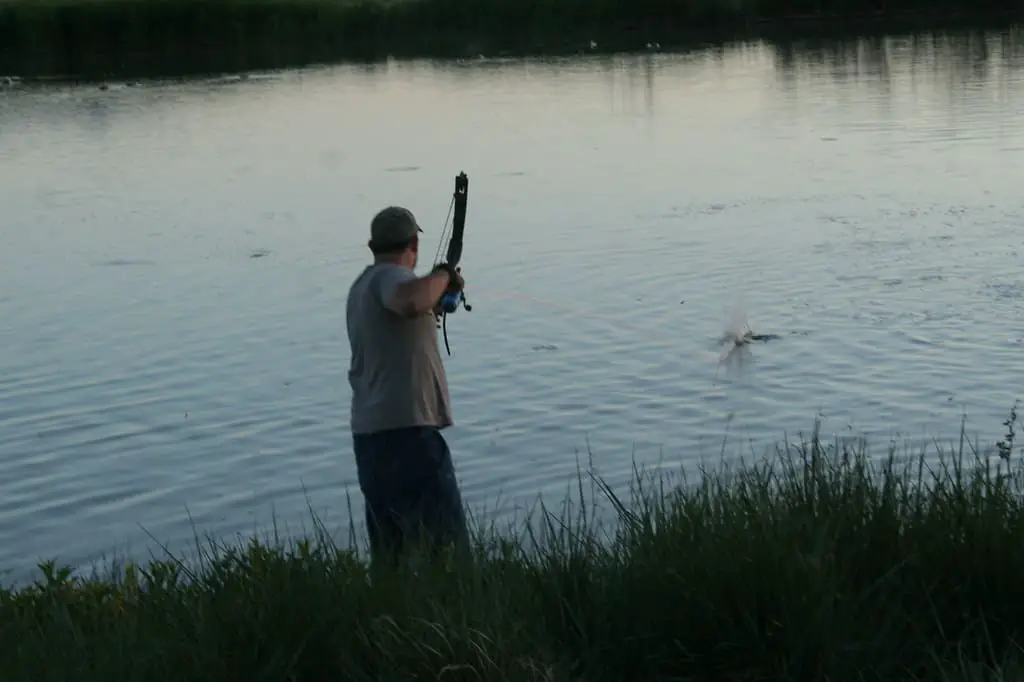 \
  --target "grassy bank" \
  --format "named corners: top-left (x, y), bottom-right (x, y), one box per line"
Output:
top-left (3, 406), bottom-right (1024, 680)
top-left (0, 0), bottom-right (1022, 80)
